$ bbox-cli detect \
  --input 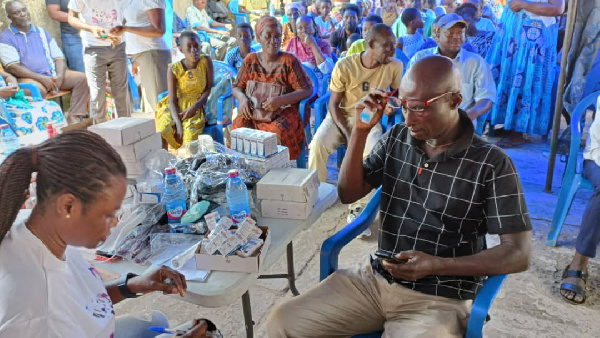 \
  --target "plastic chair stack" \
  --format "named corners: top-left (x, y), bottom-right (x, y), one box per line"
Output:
top-left (320, 187), bottom-right (508, 338)
top-left (546, 91), bottom-right (599, 246)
